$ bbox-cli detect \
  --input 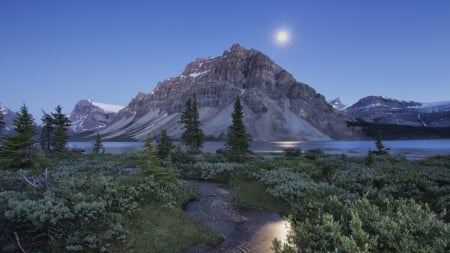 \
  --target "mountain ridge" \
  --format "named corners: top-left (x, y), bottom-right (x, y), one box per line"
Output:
top-left (345, 95), bottom-right (450, 127)
top-left (94, 44), bottom-right (359, 141)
